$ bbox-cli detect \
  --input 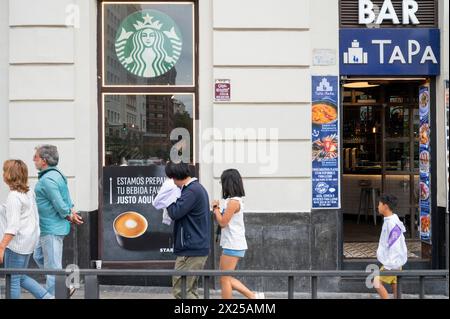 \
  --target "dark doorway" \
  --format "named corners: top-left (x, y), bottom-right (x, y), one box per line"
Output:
top-left (341, 79), bottom-right (428, 260)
